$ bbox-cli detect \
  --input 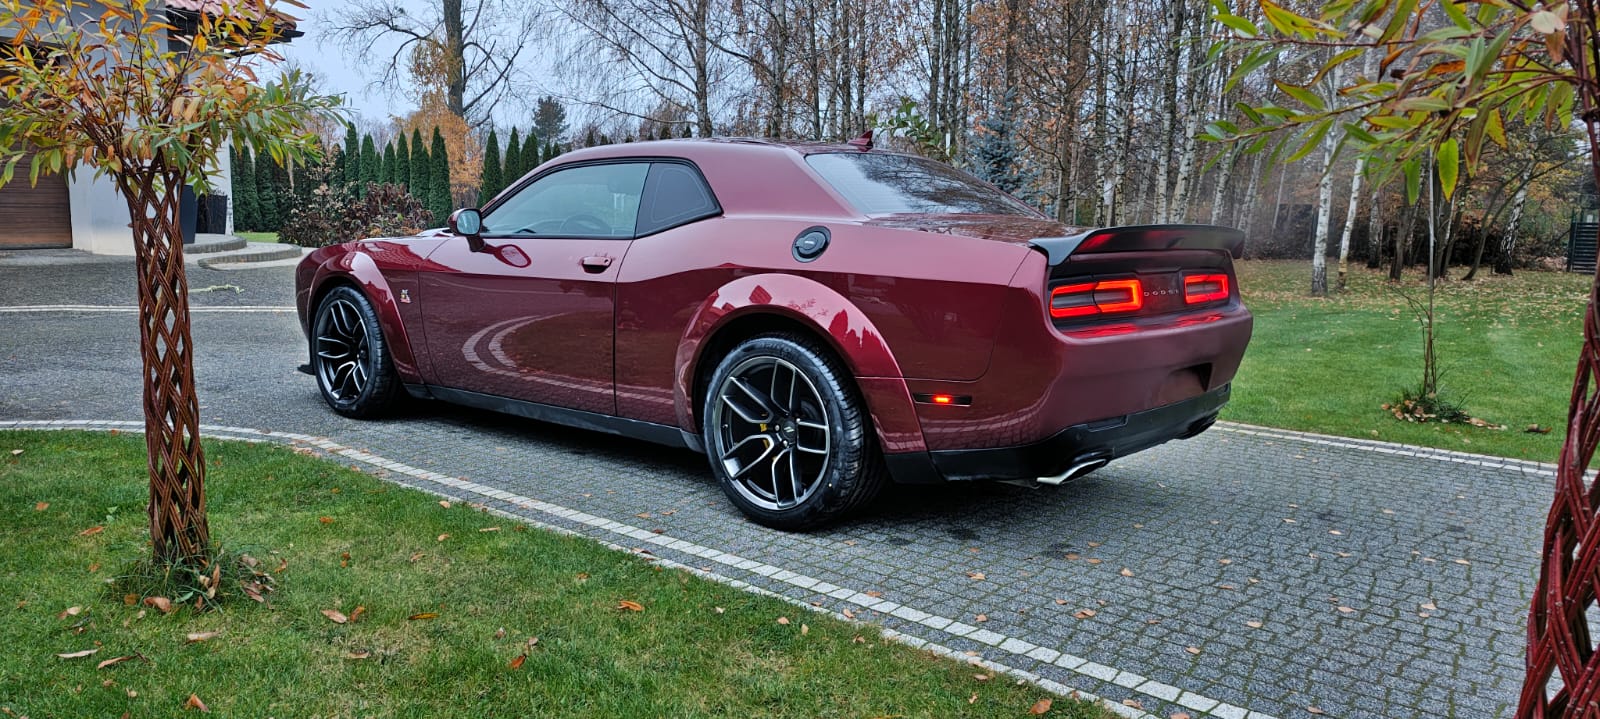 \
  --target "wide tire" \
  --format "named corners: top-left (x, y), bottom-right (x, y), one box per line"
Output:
top-left (311, 285), bottom-right (400, 419)
top-left (702, 333), bottom-right (886, 530)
